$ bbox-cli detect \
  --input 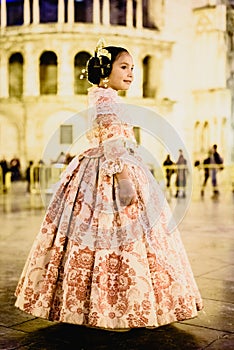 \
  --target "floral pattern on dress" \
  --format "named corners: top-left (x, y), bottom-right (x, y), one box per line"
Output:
top-left (15, 87), bottom-right (203, 330)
